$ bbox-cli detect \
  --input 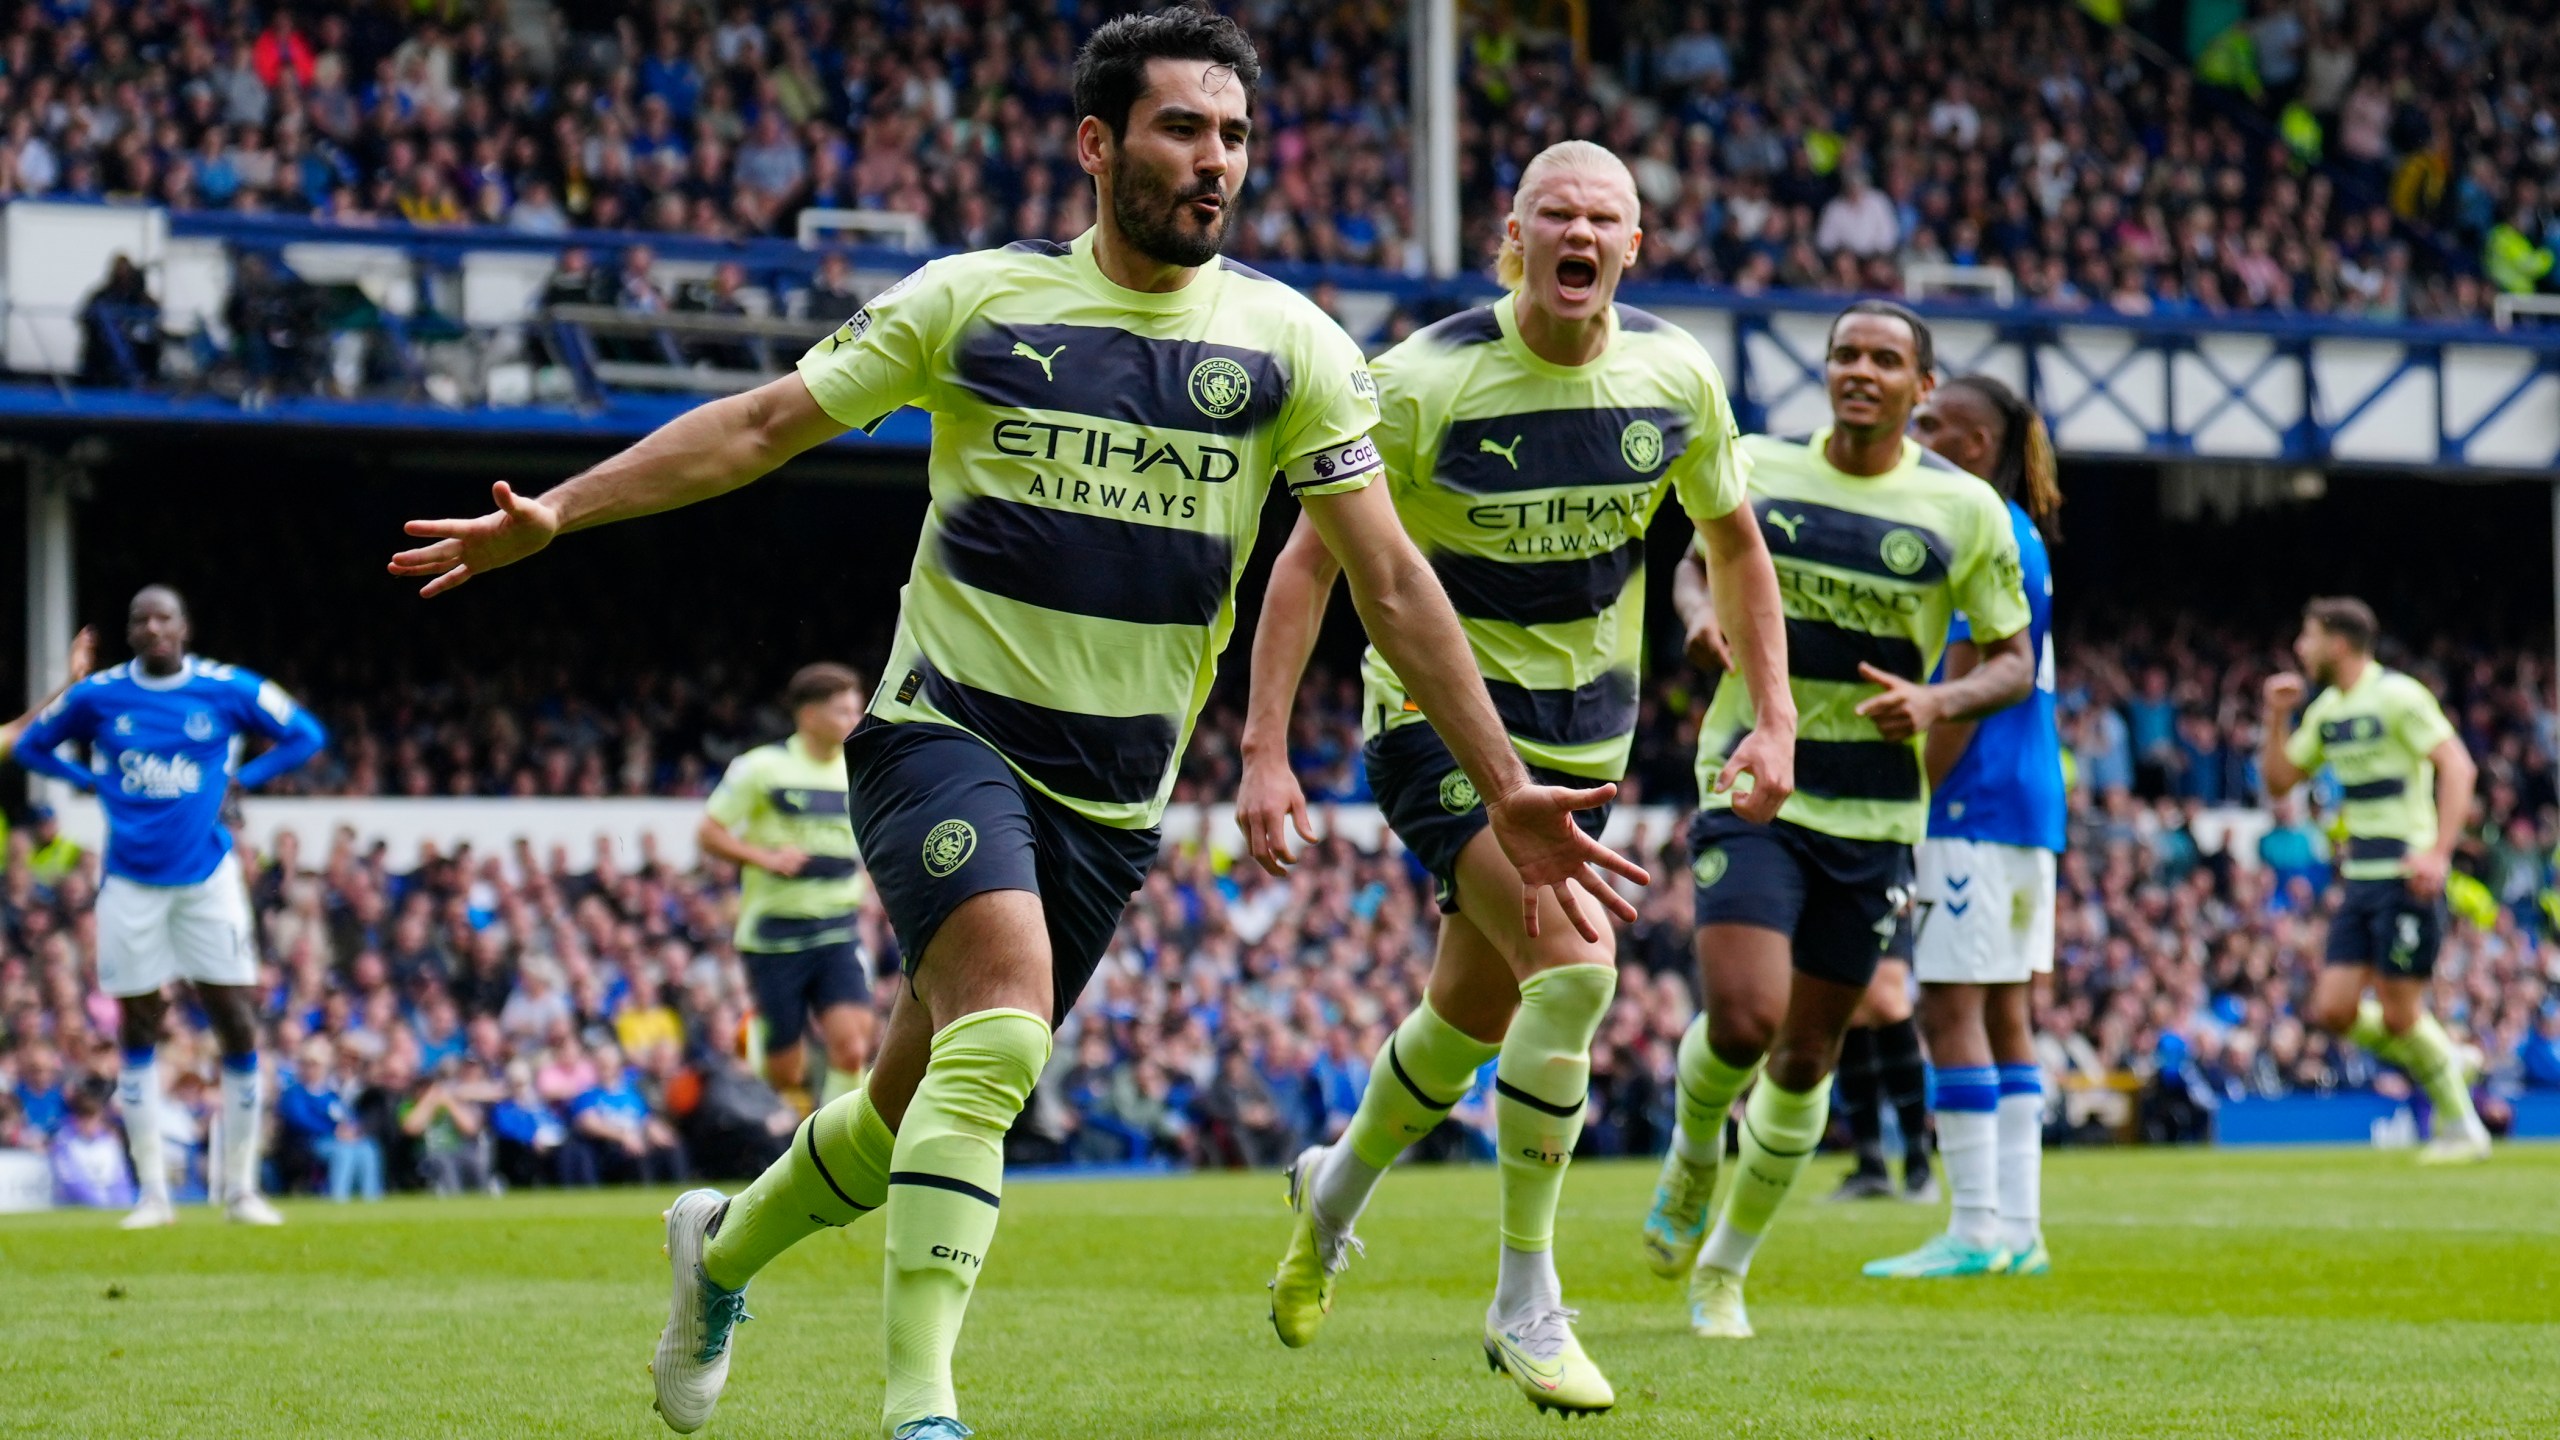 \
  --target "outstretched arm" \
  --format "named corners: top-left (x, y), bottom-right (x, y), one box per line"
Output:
top-left (1300, 480), bottom-right (1648, 939)
top-left (389, 374), bottom-right (849, 596)
top-left (1695, 506), bottom-right (1795, 821)
top-left (0, 626), bottom-right (95, 760)
top-left (1237, 515), bottom-right (1344, 875)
